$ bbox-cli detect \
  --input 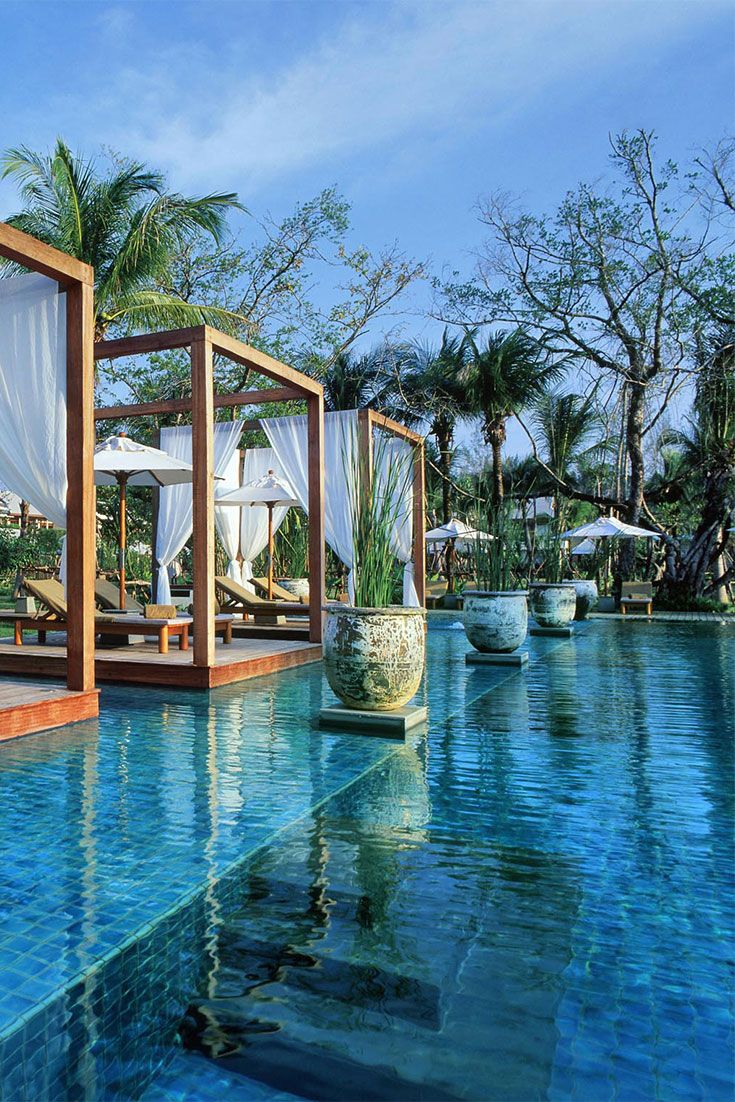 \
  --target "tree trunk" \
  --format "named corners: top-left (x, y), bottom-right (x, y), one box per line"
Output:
top-left (485, 418), bottom-right (506, 512)
top-left (619, 381), bottom-right (646, 582)
top-left (19, 500), bottom-right (30, 536)
top-left (435, 426), bottom-right (453, 523)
